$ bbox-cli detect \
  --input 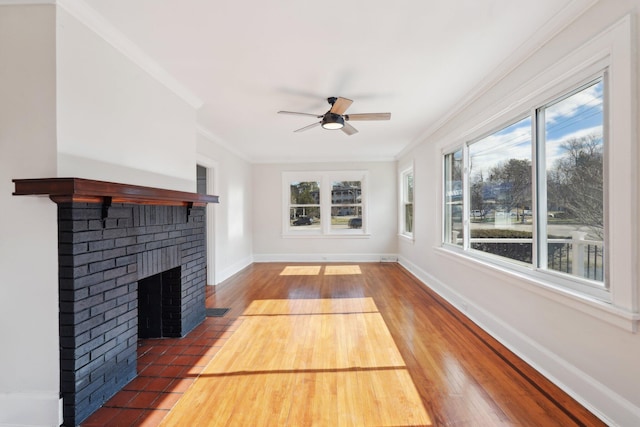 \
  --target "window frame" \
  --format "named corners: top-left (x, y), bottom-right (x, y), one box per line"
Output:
top-left (439, 15), bottom-right (636, 322)
top-left (282, 170), bottom-right (369, 238)
top-left (399, 164), bottom-right (414, 239)
top-left (444, 74), bottom-right (608, 300)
